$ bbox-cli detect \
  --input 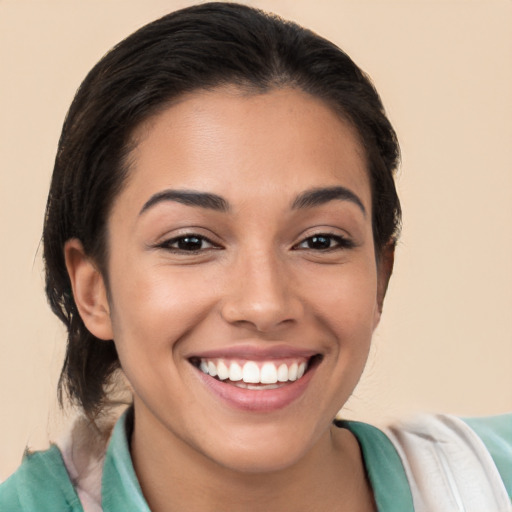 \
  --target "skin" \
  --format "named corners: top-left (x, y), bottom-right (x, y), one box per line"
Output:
top-left (66, 87), bottom-right (393, 511)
